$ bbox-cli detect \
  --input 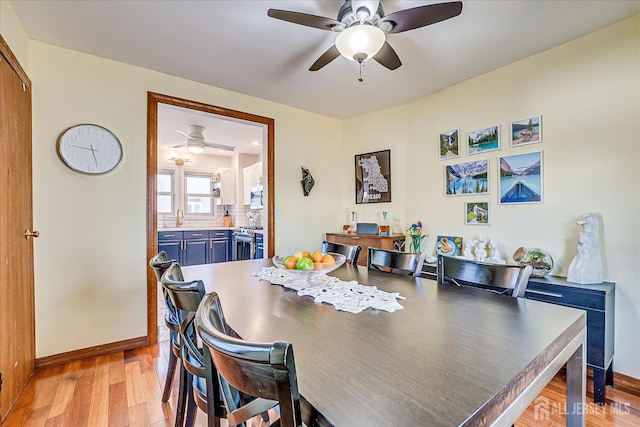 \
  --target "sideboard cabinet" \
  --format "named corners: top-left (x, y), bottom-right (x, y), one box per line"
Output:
top-left (325, 232), bottom-right (406, 266)
top-left (525, 276), bottom-right (615, 404)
